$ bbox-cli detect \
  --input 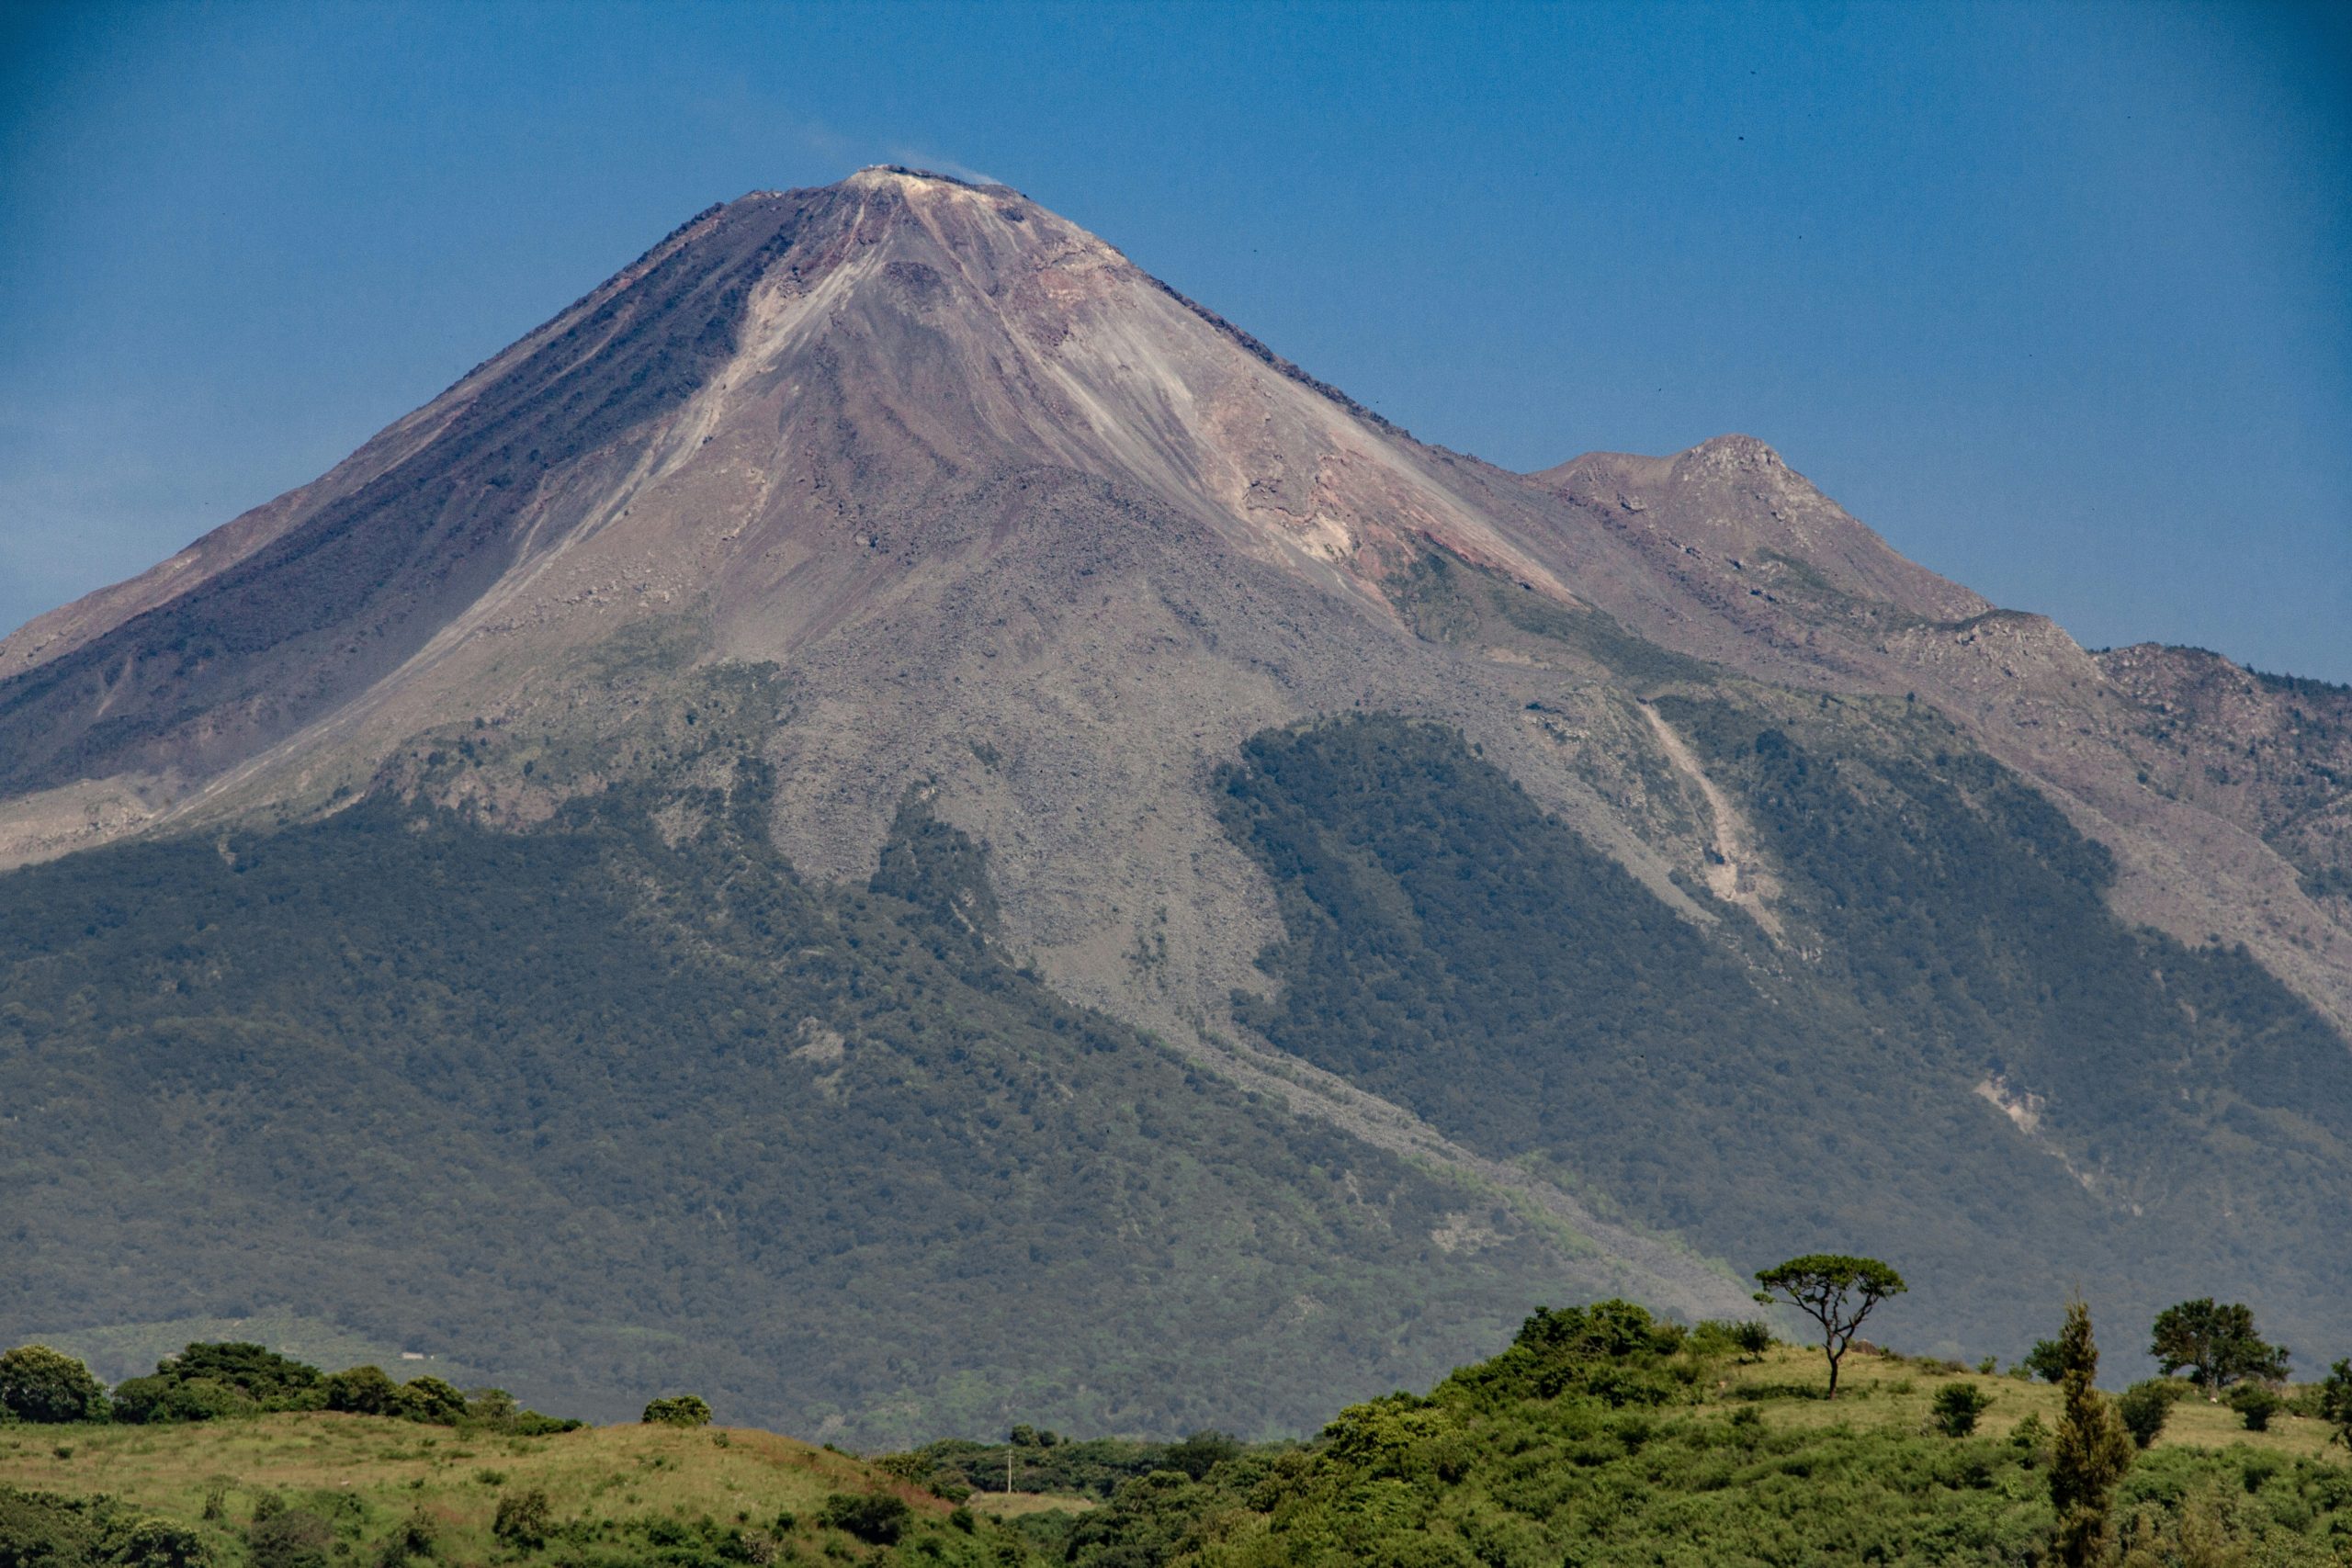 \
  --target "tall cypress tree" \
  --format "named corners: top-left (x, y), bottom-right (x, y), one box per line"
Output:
top-left (2050, 1298), bottom-right (2134, 1568)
